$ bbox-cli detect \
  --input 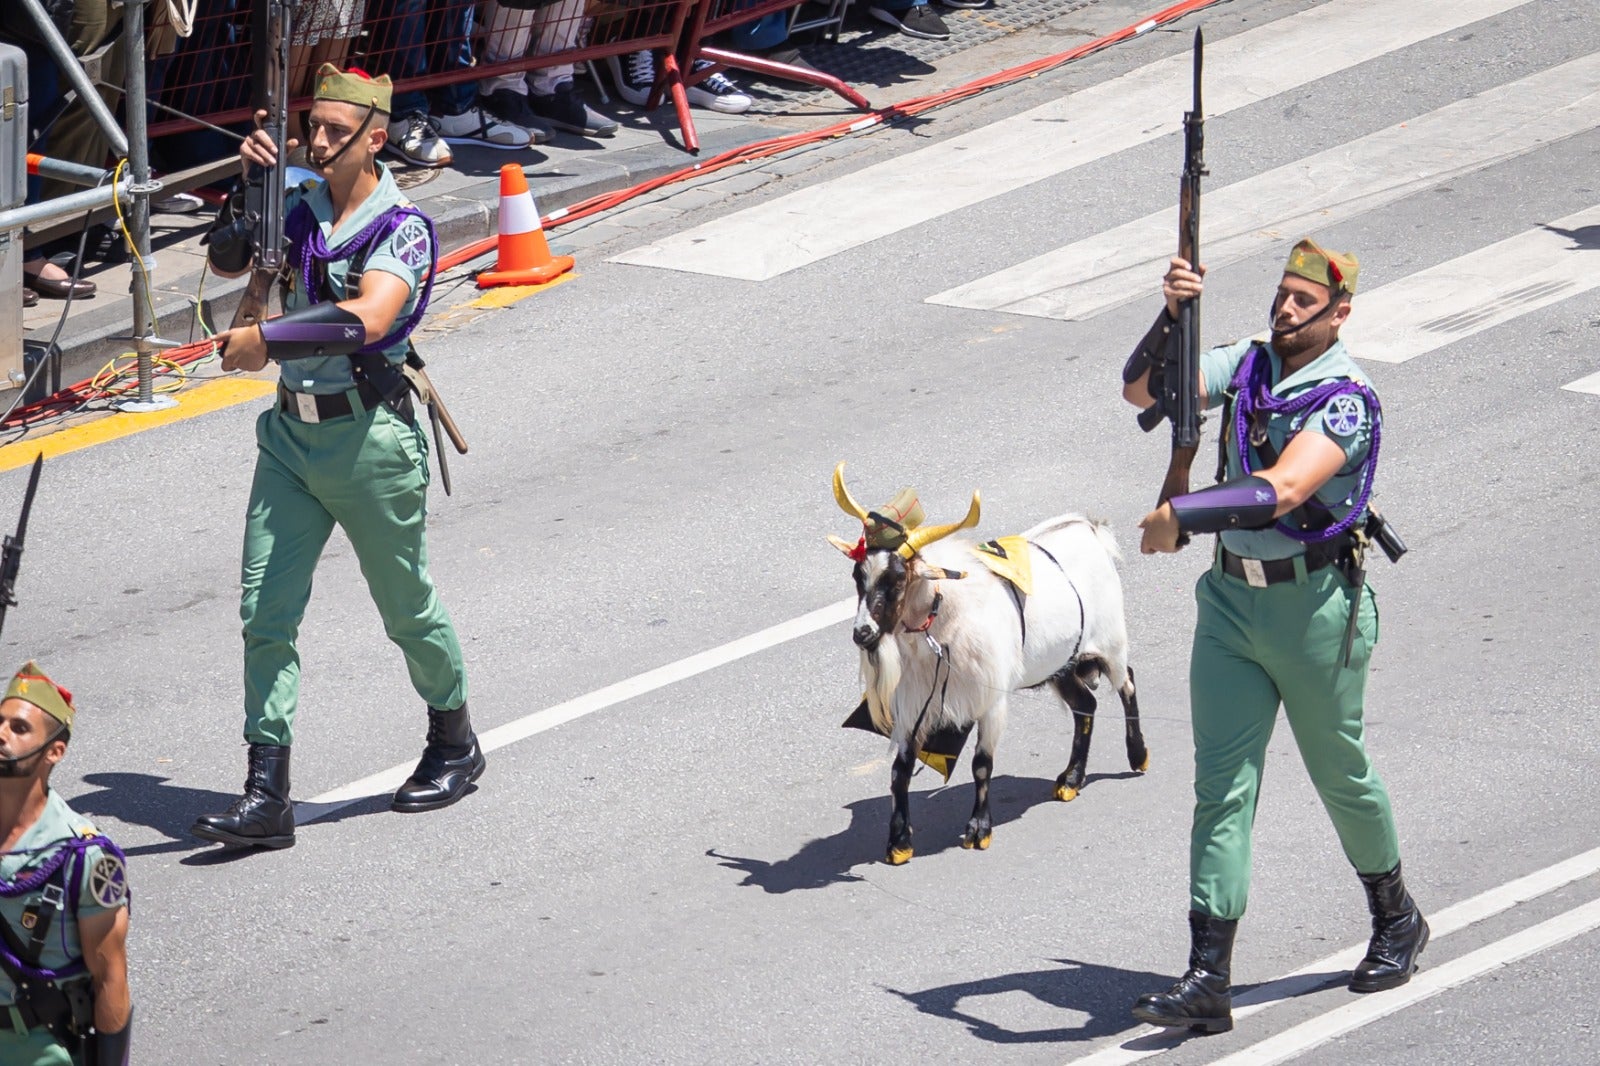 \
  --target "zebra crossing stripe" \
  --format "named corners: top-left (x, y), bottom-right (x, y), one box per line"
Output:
top-left (609, 0), bottom-right (1533, 281)
top-left (930, 54), bottom-right (1600, 321)
top-left (1342, 203), bottom-right (1600, 364)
